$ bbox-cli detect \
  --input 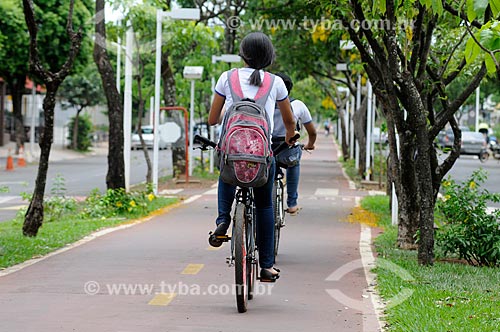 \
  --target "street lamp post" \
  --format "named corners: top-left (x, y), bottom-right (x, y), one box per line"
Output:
top-left (183, 66), bottom-right (204, 177)
top-left (123, 25), bottom-right (134, 192)
top-left (152, 8), bottom-right (200, 194)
